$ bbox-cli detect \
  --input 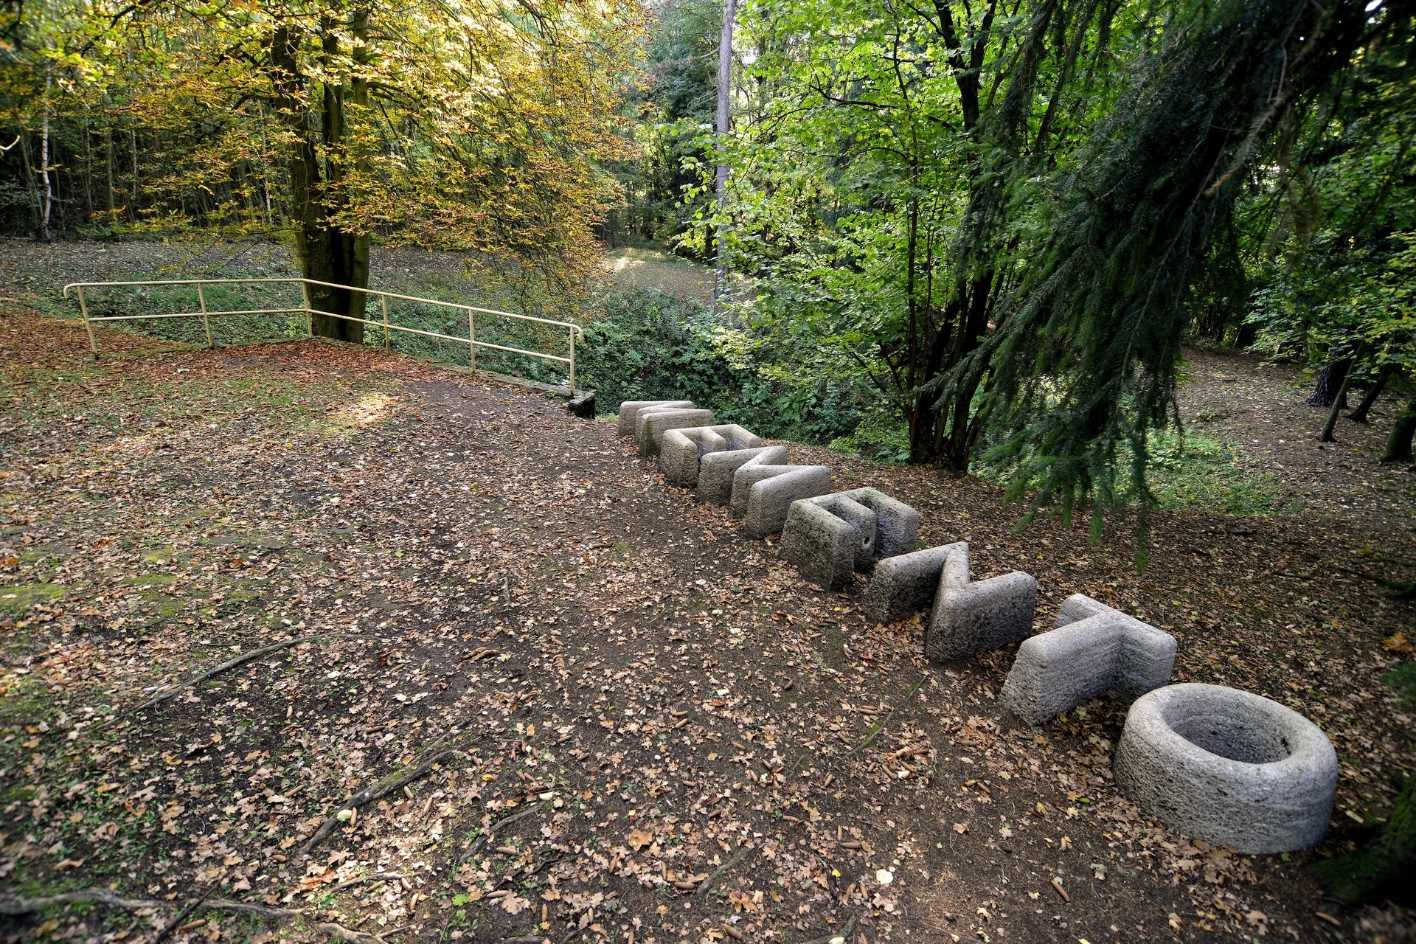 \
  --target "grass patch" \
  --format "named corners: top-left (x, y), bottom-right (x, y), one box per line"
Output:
top-left (975, 431), bottom-right (1290, 517)
top-left (0, 582), bottom-right (67, 614)
top-left (1142, 433), bottom-right (1289, 515)
top-left (1383, 661), bottom-right (1416, 712)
